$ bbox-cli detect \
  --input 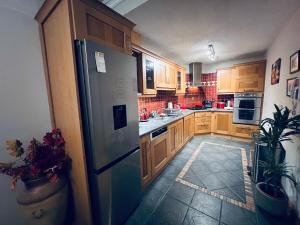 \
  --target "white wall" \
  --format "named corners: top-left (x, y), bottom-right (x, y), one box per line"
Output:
top-left (0, 6), bottom-right (51, 225)
top-left (262, 6), bottom-right (300, 215)
top-left (201, 54), bottom-right (266, 73)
